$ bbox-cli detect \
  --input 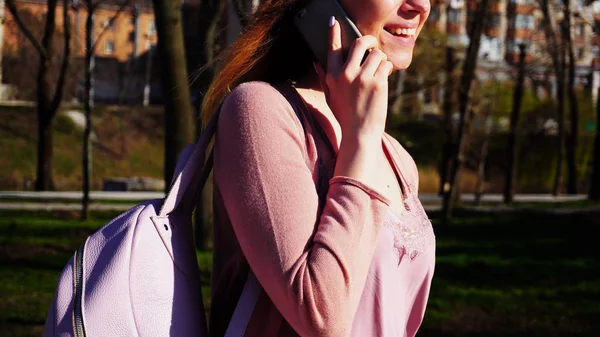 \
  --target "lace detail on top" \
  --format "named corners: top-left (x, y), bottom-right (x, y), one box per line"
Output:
top-left (384, 183), bottom-right (436, 261)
